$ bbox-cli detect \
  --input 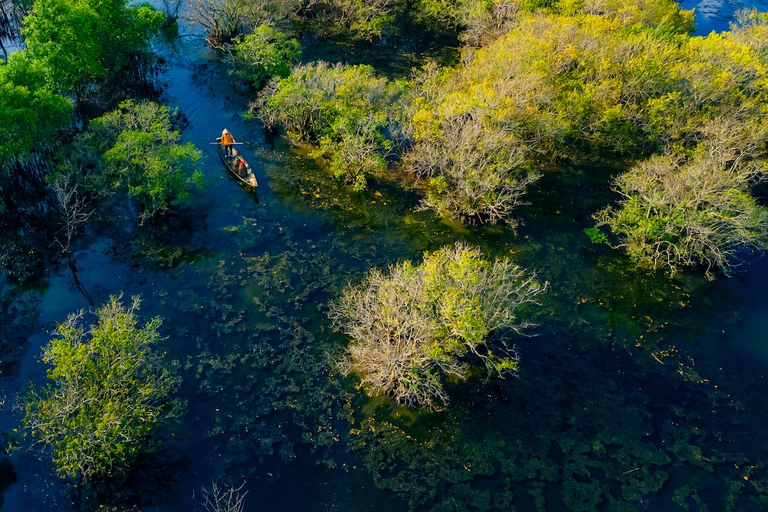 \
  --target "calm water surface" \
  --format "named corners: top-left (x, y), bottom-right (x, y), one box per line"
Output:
top-left (1, 4), bottom-right (768, 511)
